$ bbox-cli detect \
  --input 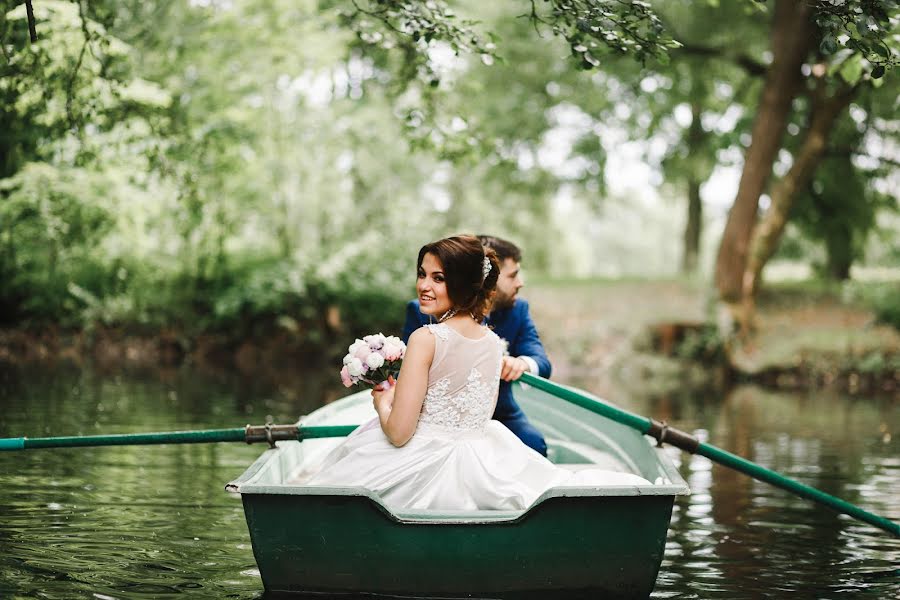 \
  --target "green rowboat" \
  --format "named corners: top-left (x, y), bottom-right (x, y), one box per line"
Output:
top-left (226, 383), bottom-right (690, 599)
